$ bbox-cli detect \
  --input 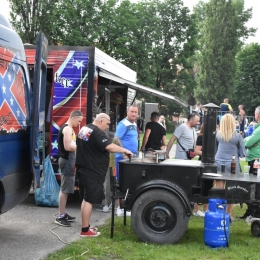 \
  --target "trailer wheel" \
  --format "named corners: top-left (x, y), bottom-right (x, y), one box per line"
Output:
top-left (251, 220), bottom-right (260, 237)
top-left (131, 189), bottom-right (189, 244)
